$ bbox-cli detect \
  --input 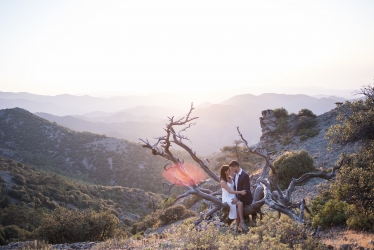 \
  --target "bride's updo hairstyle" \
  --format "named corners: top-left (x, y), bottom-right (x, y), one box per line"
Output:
top-left (220, 165), bottom-right (230, 183)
